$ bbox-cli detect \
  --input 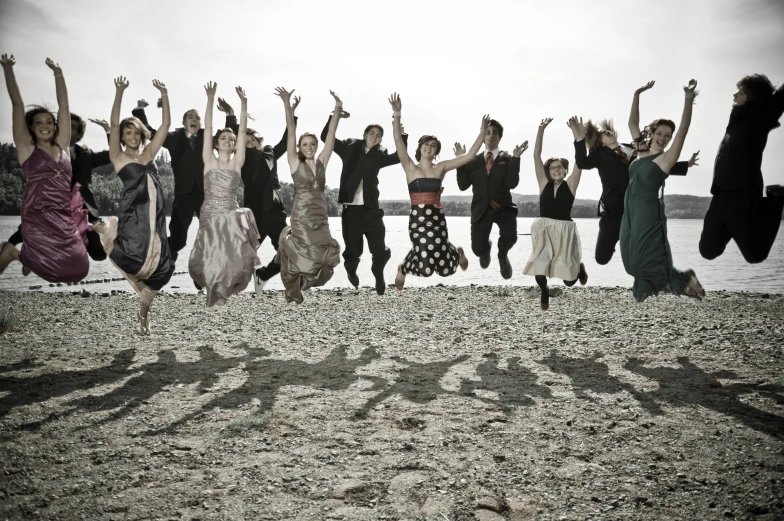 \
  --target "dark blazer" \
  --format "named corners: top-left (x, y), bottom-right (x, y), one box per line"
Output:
top-left (575, 139), bottom-right (689, 216)
top-left (133, 107), bottom-right (204, 196)
top-left (320, 116), bottom-right (408, 208)
top-left (712, 83), bottom-right (784, 194)
top-left (70, 143), bottom-right (111, 218)
top-left (225, 115), bottom-right (291, 214)
top-left (456, 151), bottom-right (521, 224)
